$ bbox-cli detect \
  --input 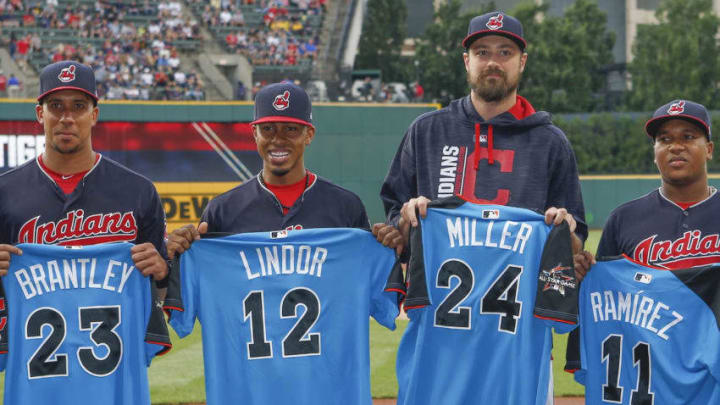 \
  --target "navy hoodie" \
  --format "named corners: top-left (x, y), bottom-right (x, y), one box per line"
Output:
top-left (381, 95), bottom-right (587, 240)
